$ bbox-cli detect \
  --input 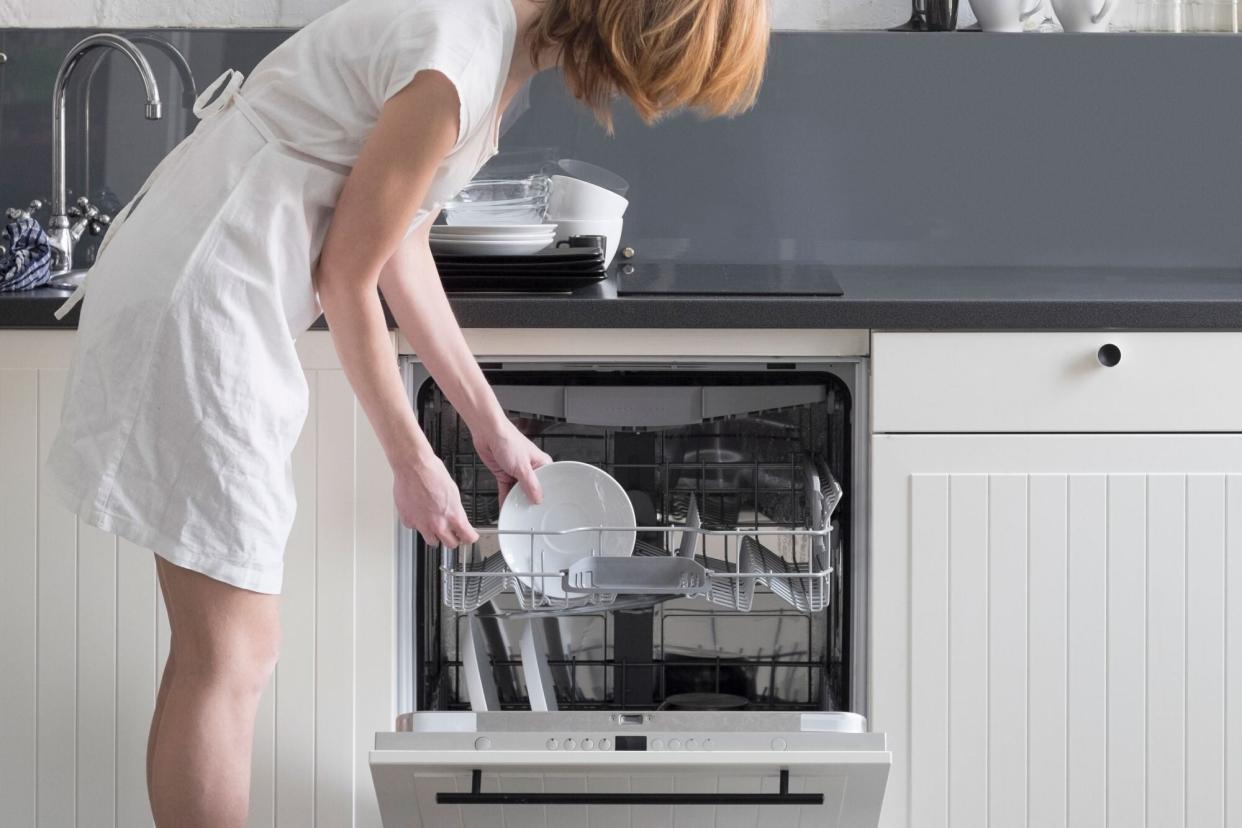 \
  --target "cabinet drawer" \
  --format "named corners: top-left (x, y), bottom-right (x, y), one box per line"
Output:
top-left (872, 331), bottom-right (1242, 433)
